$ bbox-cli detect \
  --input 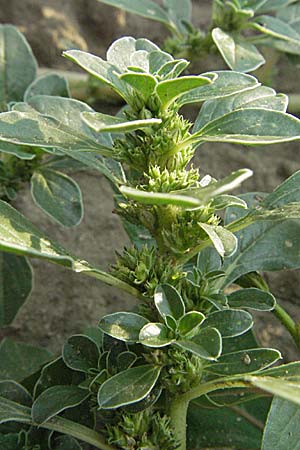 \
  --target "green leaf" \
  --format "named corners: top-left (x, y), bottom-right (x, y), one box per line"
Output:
top-left (188, 396), bottom-right (269, 449)
top-left (278, 3), bottom-right (300, 33)
top-left (227, 288), bottom-right (276, 311)
top-left (0, 200), bottom-right (75, 266)
top-left (0, 110), bottom-right (105, 154)
top-left (0, 338), bottom-right (51, 382)
top-left (139, 322), bottom-right (173, 347)
top-left (208, 348), bottom-right (281, 376)
top-left (34, 357), bottom-right (84, 399)
top-left (199, 223), bottom-right (238, 258)
top-left (63, 335), bottom-right (99, 373)
top-left (178, 311), bottom-right (205, 337)
top-left (98, 365), bottom-right (161, 409)
top-left (53, 436), bottom-right (83, 450)
top-left (0, 141), bottom-right (35, 159)
top-left (0, 201), bottom-right (137, 296)
top-left (0, 395), bottom-right (32, 425)
top-left (177, 327), bottom-right (222, 360)
top-left (0, 25), bottom-right (37, 105)
top-left (81, 111), bottom-right (161, 133)
top-left (197, 247), bottom-right (222, 273)
top-left (120, 73), bottom-right (157, 100)
top-left (94, 0), bottom-right (171, 27)
top-left (211, 194), bottom-right (248, 211)
top-left (193, 109), bottom-right (300, 145)
top-left (0, 433), bottom-right (22, 450)
top-left (223, 174), bottom-right (300, 285)
top-left (178, 71), bottom-right (259, 106)
top-left (0, 252), bottom-right (32, 327)
top-left (179, 169), bottom-right (253, 204)
top-left (32, 385), bottom-right (89, 424)
top-left (99, 312), bottom-right (149, 342)
top-left (120, 185), bottom-right (203, 208)
top-left (0, 396), bottom-right (113, 449)
top-left (149, 50), bottom-right (173, 73)
top-left (0, 380), bottom-right (31, 406)
top-left (194, 86), bottom-right (288, 132)
top-left (262, 397), bottom-right (300, 450)
top-left (212, 28), bottom-right (265, 72)
top-left (31, 169), bottom-right (83, 227)
top-left (253, 15), bottom-right (300, 55)
top-left (63, 50), bottom-right (128, 100)
top-left (154, 284), bottom-right (185, 320)
top-left (156, 76), bottom-right (211, 108)
top-left (247, 376), bottom-right (300, 405)
top-left (157, 59), bottom-right (189, 79)
top-left (24, 74), bottom-right (70, 101)
top-left (203, 309), bottom-right (253, 338)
